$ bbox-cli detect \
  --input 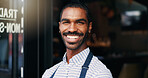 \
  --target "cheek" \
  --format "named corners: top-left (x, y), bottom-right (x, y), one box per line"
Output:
top-left (79, 27), bottom-right (88, 33)
top-left (59, 25), bottom-right (68, 32)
